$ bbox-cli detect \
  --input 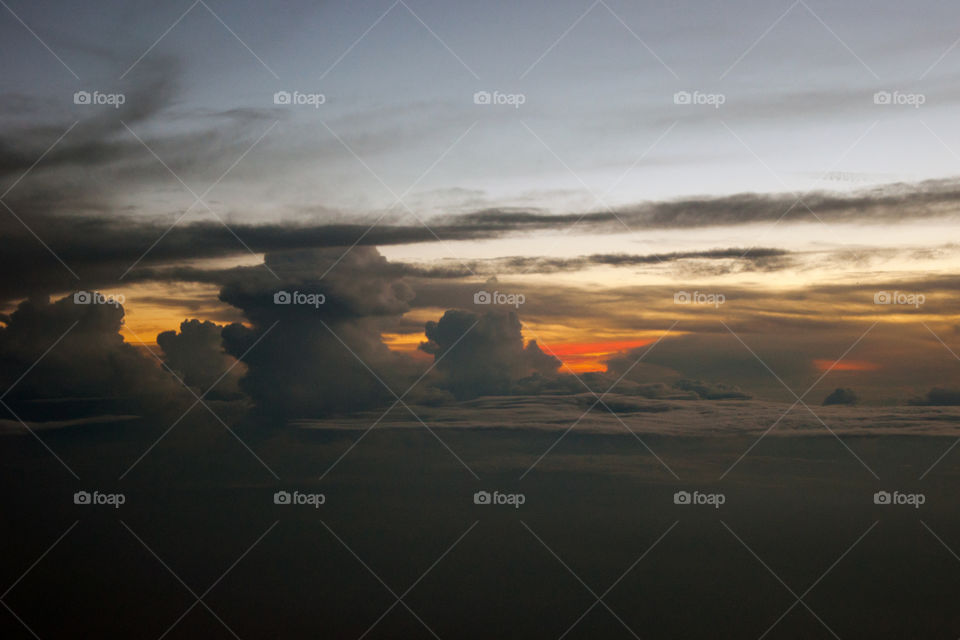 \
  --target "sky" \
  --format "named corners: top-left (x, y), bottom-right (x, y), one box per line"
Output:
top-left (7, 6), bottom-right (960, 638)
top-left (2, 0), bottom-right (960, 413)
top-left (7, 0), bottom-right (960, 208)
